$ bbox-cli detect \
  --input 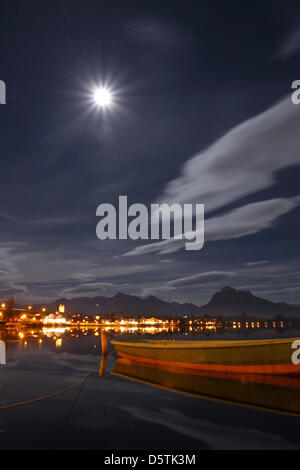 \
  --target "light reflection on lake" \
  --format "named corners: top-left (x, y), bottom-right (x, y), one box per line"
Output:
top-left (0, 327), bottom-right (299, 450)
